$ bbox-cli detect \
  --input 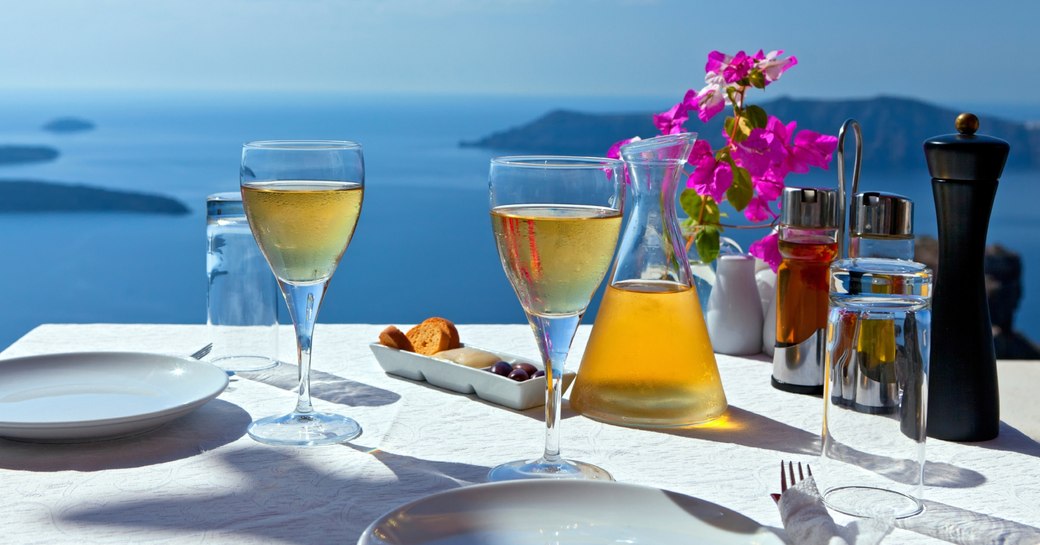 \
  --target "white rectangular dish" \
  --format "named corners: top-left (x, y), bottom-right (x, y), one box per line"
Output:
top-left (369, 343), bottom-right (574, 410)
